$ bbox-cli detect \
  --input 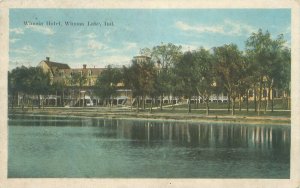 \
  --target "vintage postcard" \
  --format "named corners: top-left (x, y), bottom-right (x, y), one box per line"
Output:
top-left (0, 0), bottom-right (299, 187)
